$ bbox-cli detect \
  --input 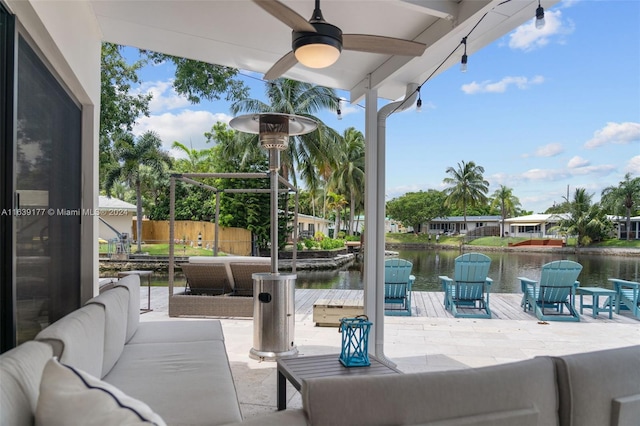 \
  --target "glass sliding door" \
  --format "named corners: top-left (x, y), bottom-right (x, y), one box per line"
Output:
top-left (0, 3), bottom-right (16, 352)
top-left (12, 36), bottom-right (82, 345)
